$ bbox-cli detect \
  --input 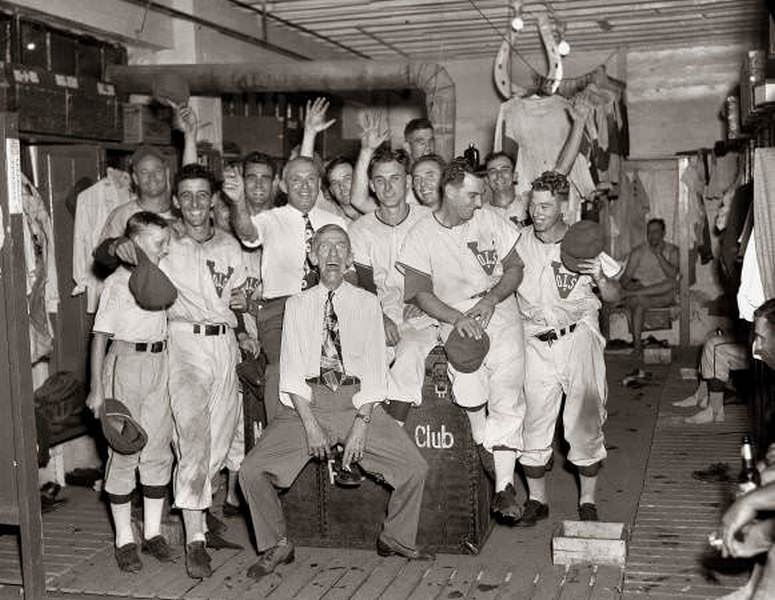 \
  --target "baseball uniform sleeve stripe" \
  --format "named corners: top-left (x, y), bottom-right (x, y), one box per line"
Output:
top-left (354, 262), bottom-right (377, 295)
top-left (400, 264), bottom-right (434, 303)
